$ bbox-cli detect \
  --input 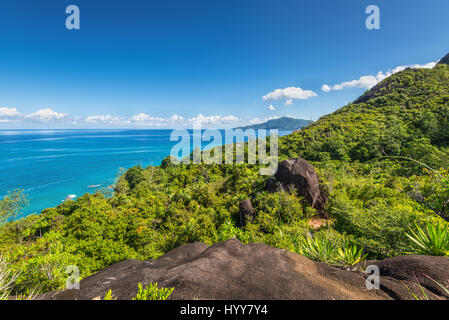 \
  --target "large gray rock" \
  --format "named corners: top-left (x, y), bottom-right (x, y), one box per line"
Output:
top-left (38, 240), bottom-right (449, 300)
top-left (274, 157), bottom-right (328, 217)
top-left (238, 199), bottom-right (256, 227)
top-left (368, 255), bottom-right (449, 299)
